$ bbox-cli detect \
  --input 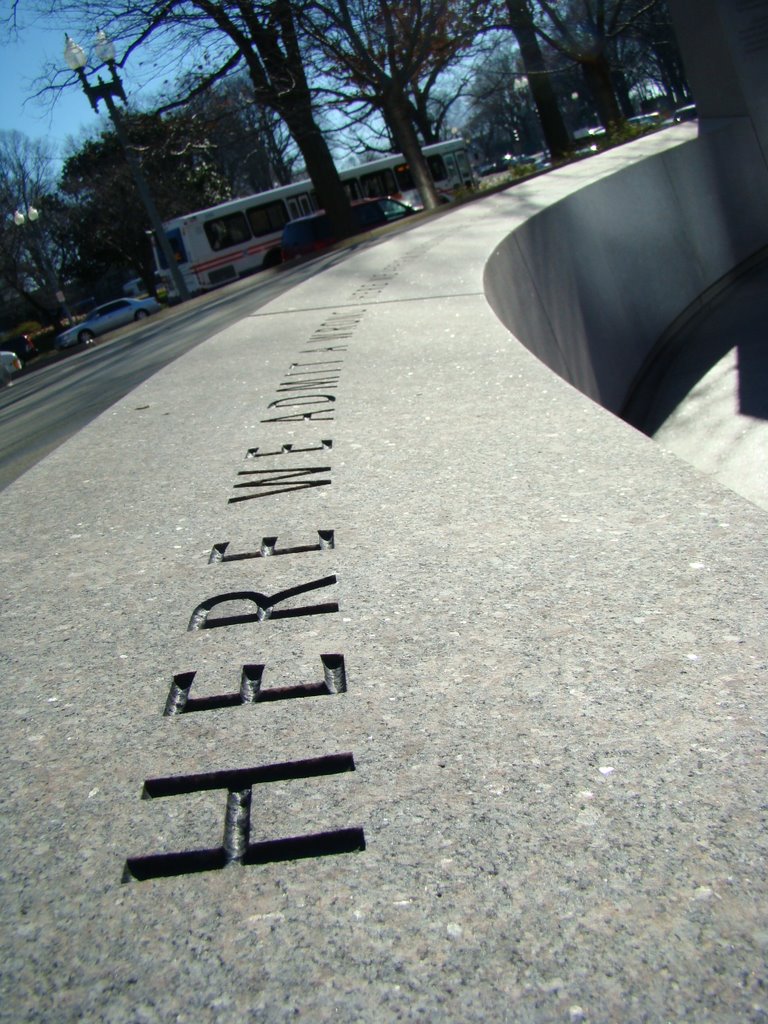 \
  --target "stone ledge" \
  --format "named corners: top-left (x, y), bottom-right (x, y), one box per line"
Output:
top-left (1, 125), bottom-right (766, 1023)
